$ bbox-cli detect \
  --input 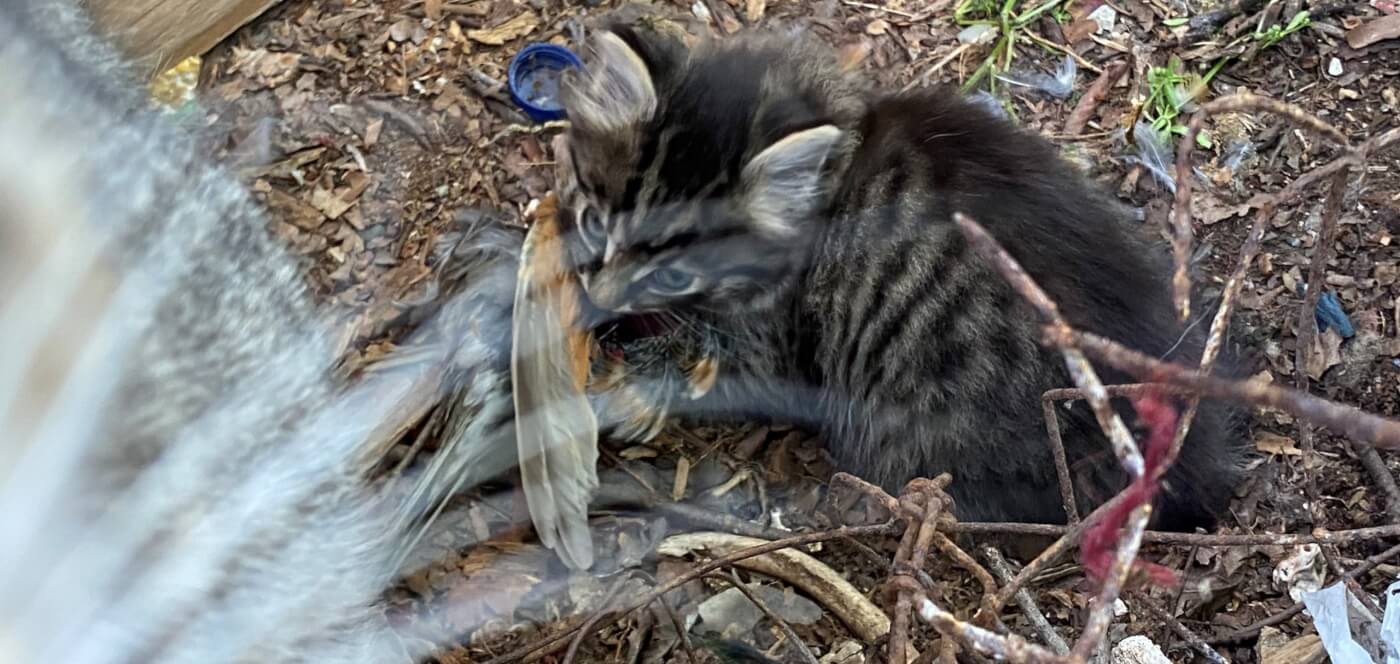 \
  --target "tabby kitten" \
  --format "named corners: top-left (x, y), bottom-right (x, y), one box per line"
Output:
top-left (556, 26), bottom-right (1249, 528)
